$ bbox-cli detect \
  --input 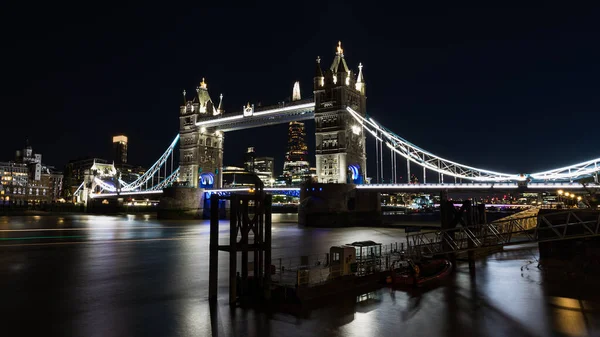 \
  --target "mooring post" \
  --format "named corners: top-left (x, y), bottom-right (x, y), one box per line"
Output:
top-left (229, 195), bottom-right (238, 305)
top-left (256, 196), bottom-right (263, 290)
top-left (440, 189), bottom-right (457, 268)
top-left (466, 200), bottom-right (476, 274)
top-left (264, 194), bottom-right (272, 299)
top-left (209, 194), bottom-right (219, 302)
top-left (240, 198), bottom-right (248, 297)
